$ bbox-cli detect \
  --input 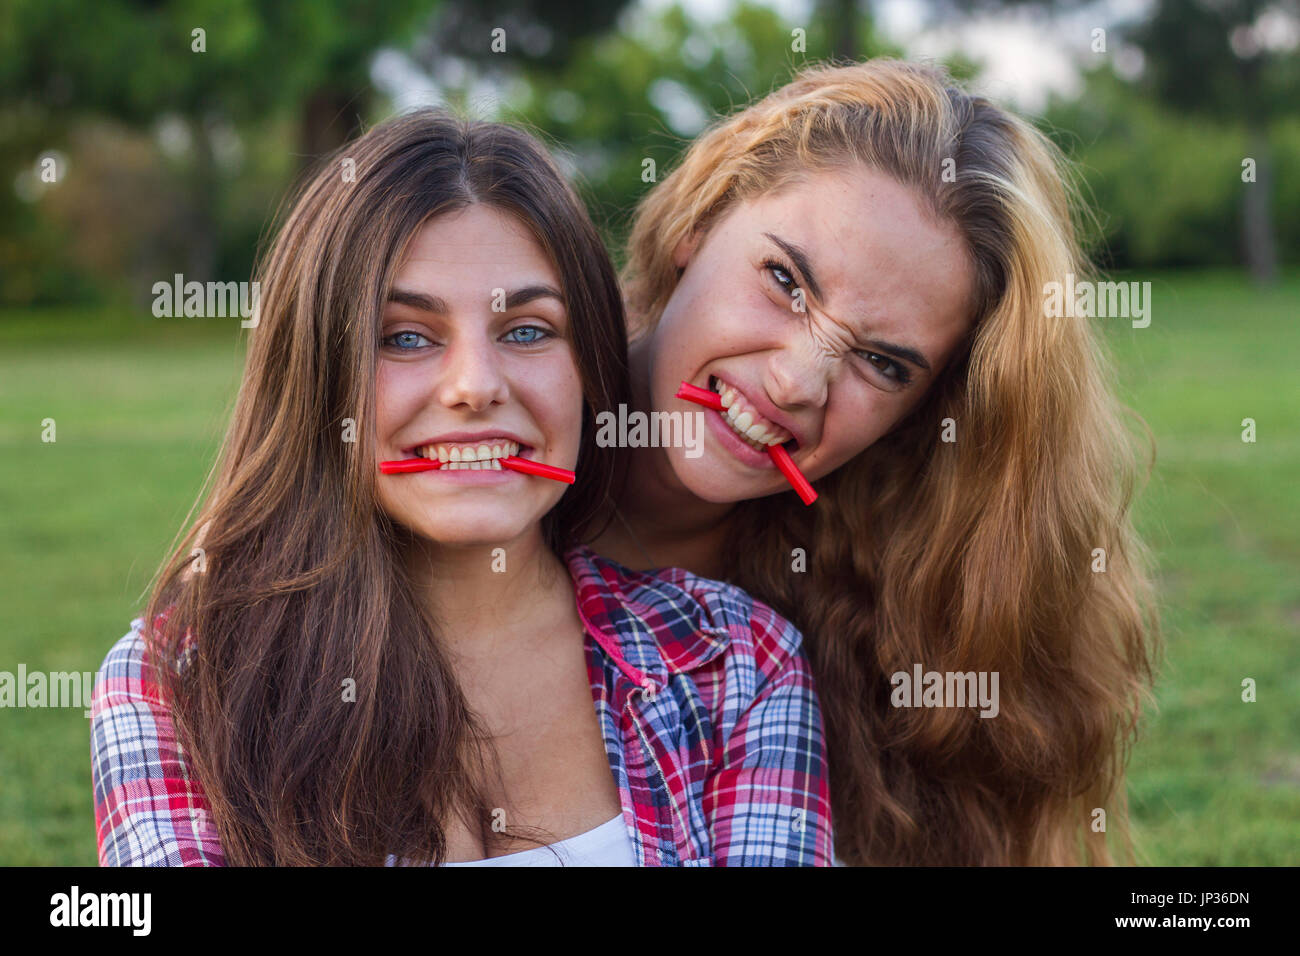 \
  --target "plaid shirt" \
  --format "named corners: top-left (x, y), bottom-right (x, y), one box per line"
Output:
top-left (91, 544), bottom-right (833, 866)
